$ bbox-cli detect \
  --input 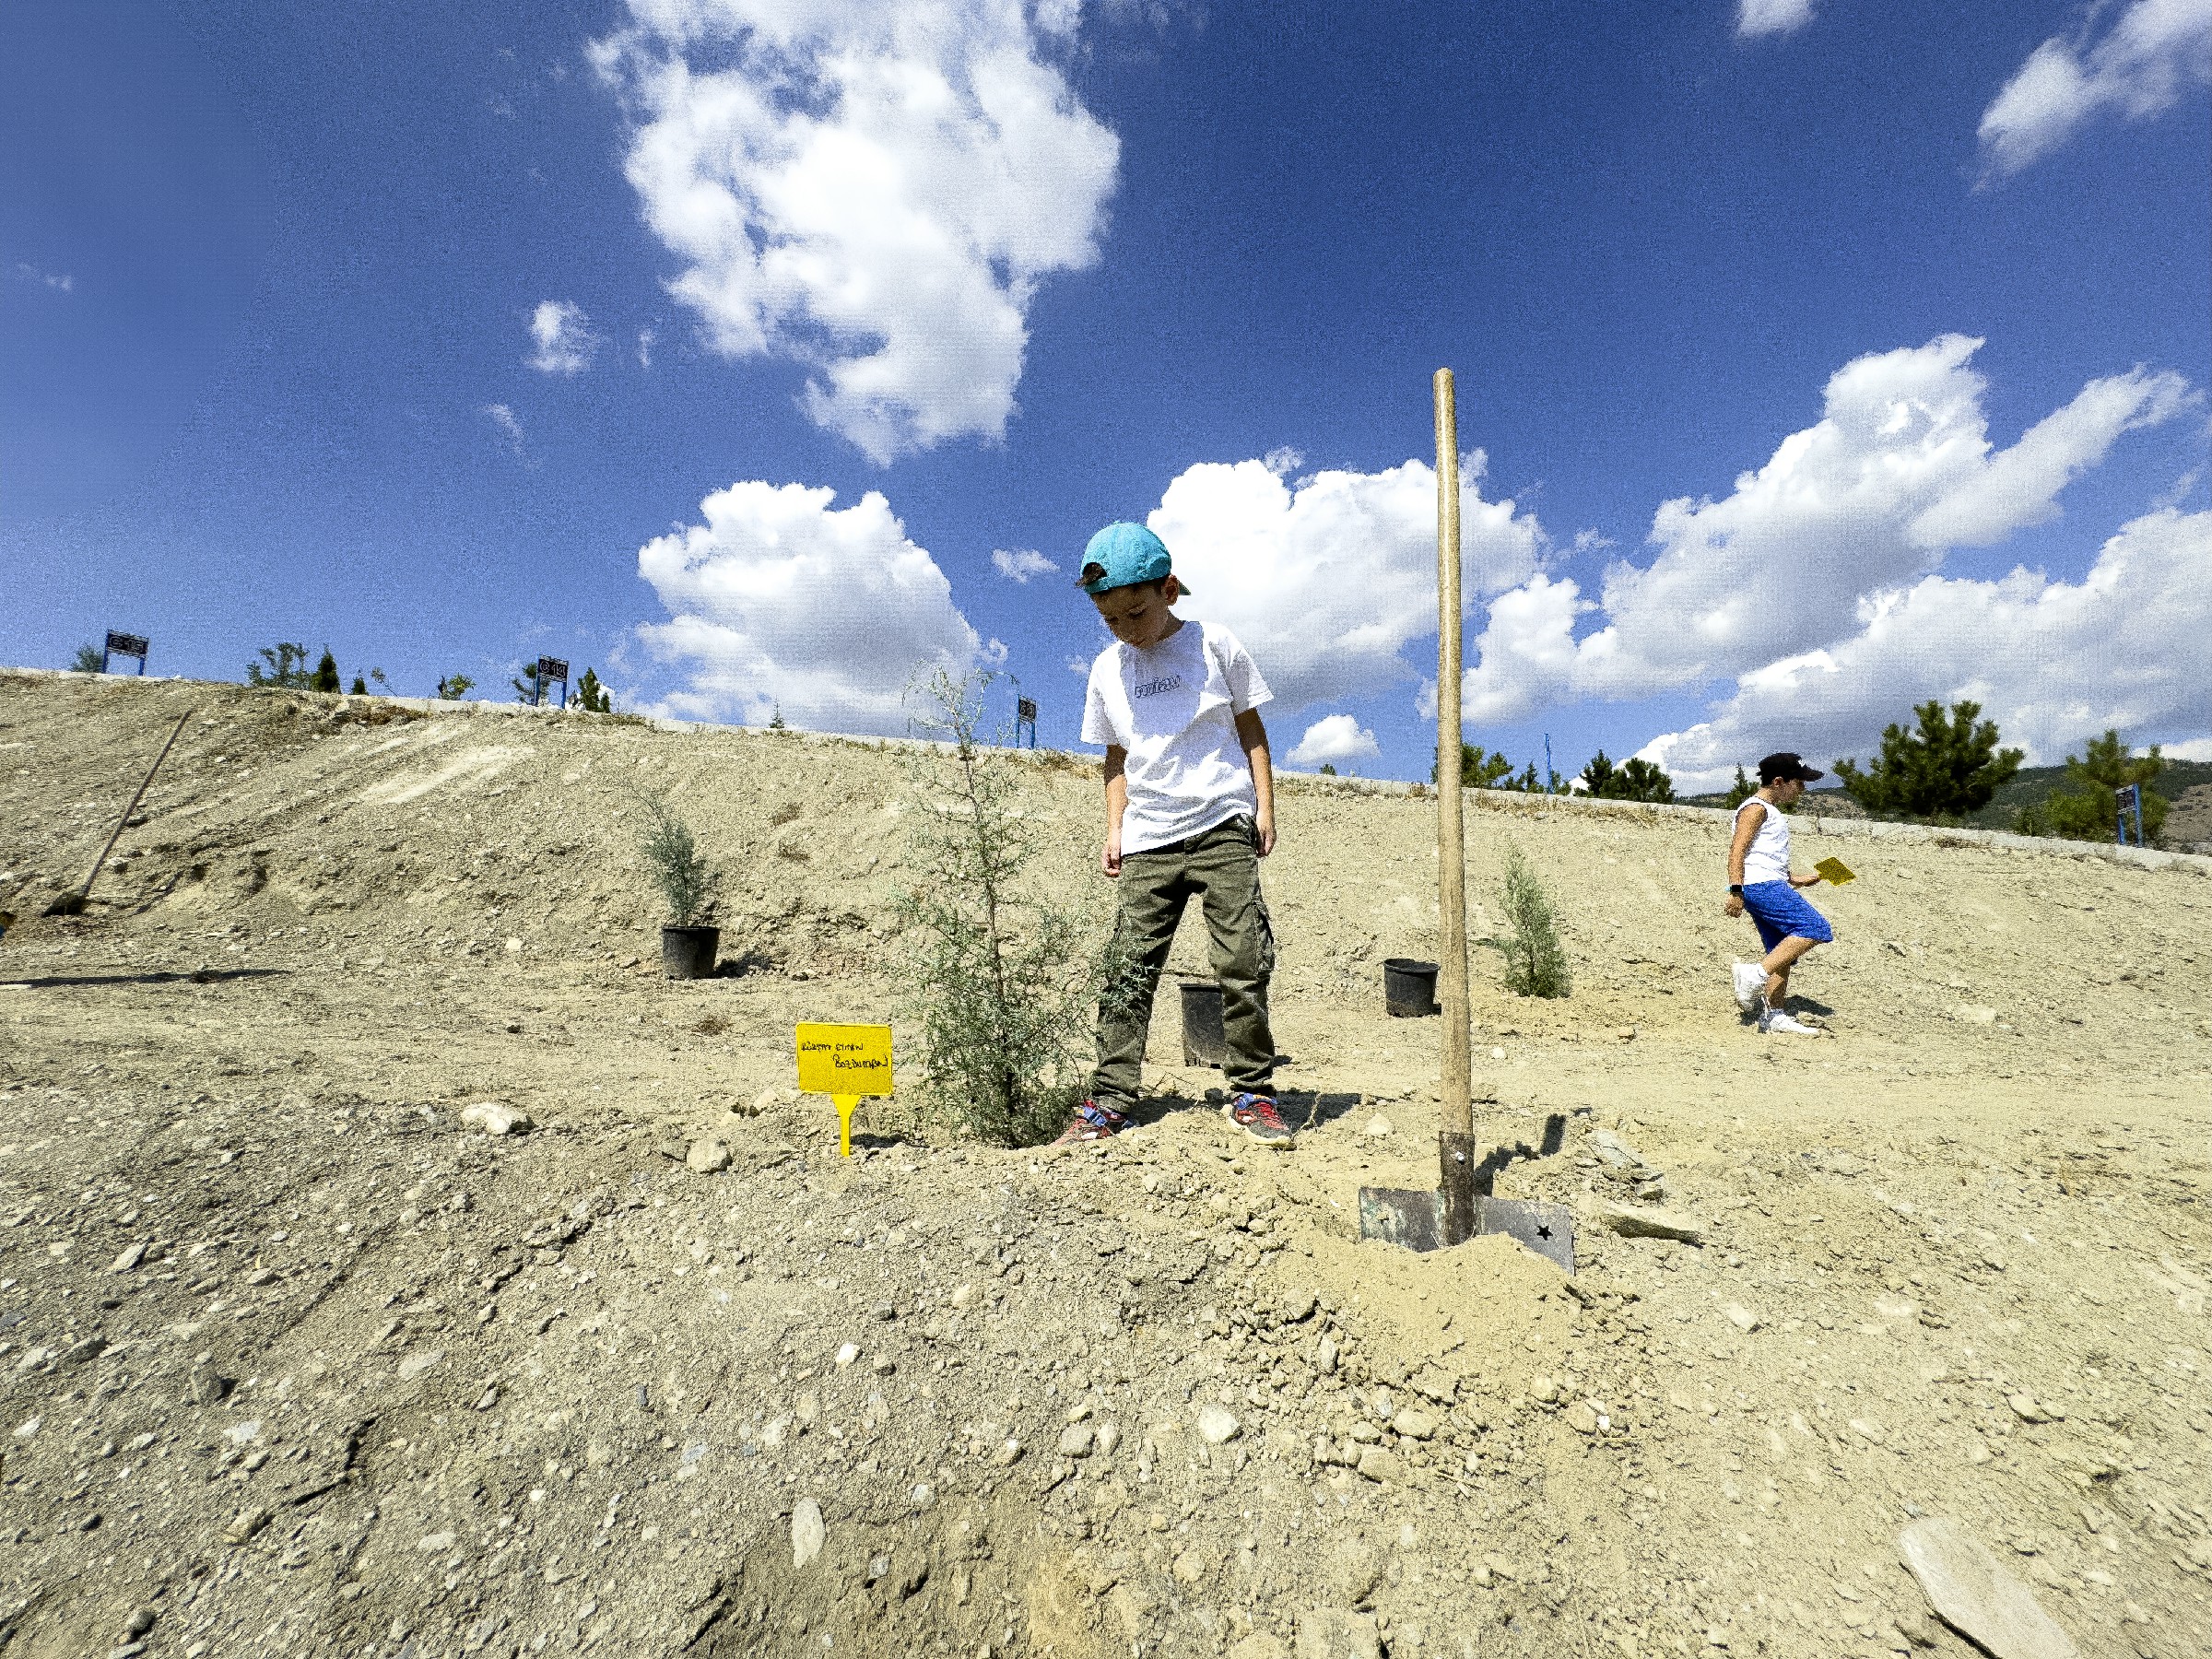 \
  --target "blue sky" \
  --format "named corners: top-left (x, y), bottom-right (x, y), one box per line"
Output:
top-left (5, 0), bottom-right (2206, 788)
